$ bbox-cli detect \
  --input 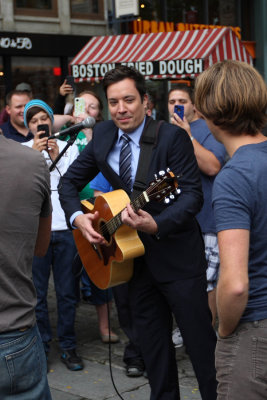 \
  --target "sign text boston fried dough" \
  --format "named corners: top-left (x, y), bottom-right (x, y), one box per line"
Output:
top-left (71, 59), bottom-right (204, 79)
